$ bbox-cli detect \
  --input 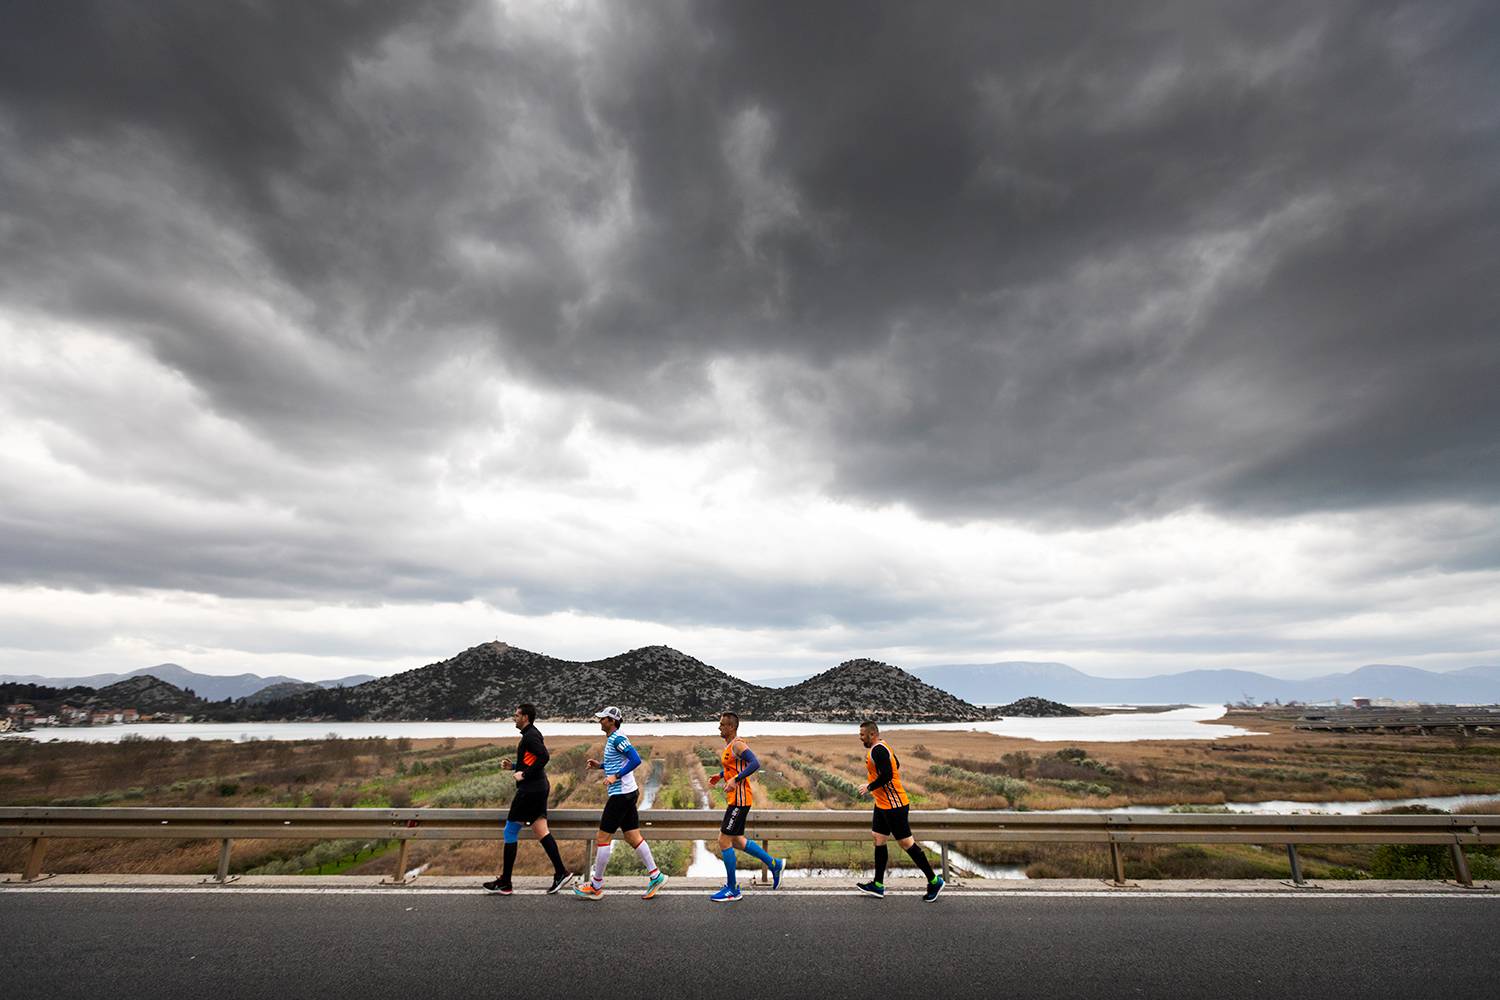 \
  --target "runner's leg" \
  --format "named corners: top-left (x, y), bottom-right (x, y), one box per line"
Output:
top-left (739, 836), bottom-right (774, 869)
top-left (502, 820), bottom-right (523, 882)
top-left (898, 835), bottom-right (936, 881)
top-left (592, 834), bottom-right (612, 888)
